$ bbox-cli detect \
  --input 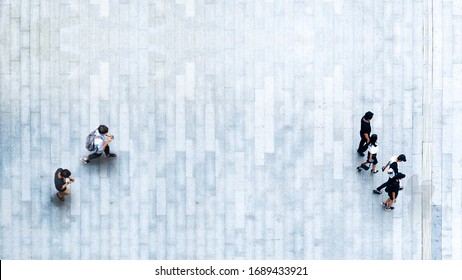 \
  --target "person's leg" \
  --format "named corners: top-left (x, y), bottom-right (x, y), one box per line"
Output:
top-left (57, 188), bottom-right (71, 201)
top-left (104, 145), bottom-right (117, 157)
top-left (371, 156), bottom-right (378, 173)
top-left (384, 198), bottom-right (391, 209)
top-left (357, 132), bottom-right (367, 153)
top-left (383, 198), bottom-right (390, 206)
top-left (357, 138), bottom-right (367, 153)
top-left (86, 152), bottom-right (102, 161)
top-left (104, 145), bottom-right (110, 156)
top-left (61, 188), bottom-right (71, 197)
top-left (387, 199), bottom-right (394, 208)
top-left (374, 181), bottom-right (388, 194)
top-left (376, 181), bottom-right (388, 191)
top-left (385, 198), bottom-right (395, 211)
